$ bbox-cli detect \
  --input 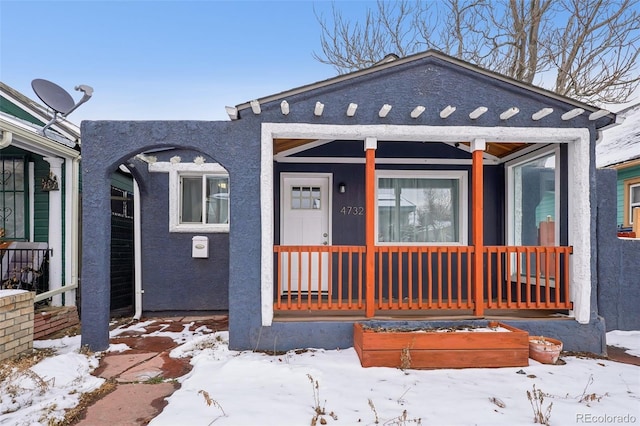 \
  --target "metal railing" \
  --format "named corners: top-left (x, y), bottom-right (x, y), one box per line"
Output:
top-left (1, 246), bottom-right (51, 295)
